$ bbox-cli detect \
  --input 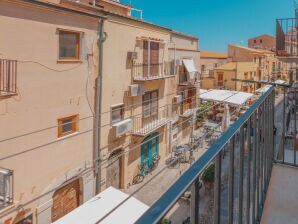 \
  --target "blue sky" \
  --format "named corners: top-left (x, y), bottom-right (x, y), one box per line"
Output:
top-left (122, 0), bottom-right (295, 52)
